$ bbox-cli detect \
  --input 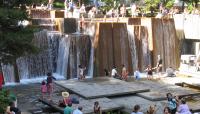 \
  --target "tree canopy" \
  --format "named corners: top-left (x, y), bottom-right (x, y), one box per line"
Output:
top-left (0, 0), bottom-right (39, 81)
